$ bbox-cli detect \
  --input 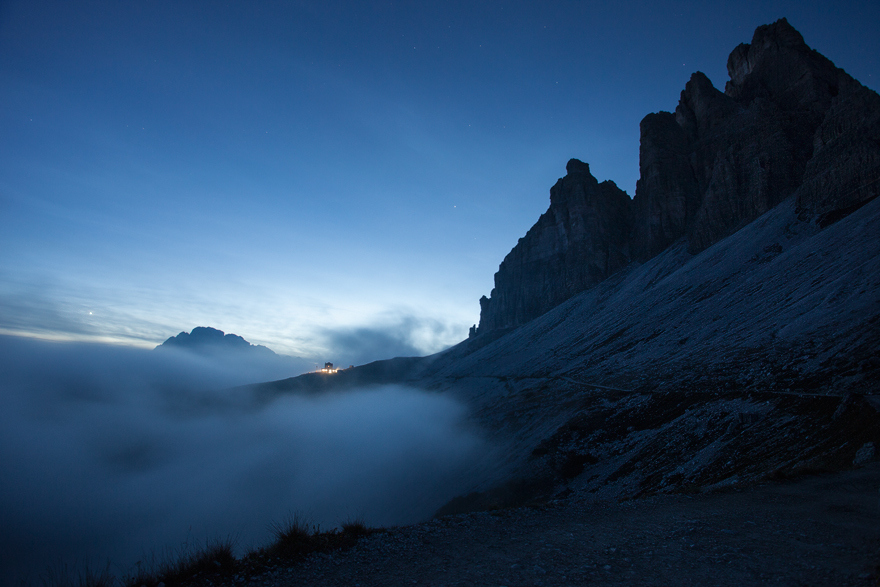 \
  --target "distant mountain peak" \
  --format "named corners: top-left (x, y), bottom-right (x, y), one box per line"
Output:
top-left (157, 327), bottom-right (276, 356)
